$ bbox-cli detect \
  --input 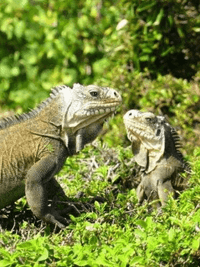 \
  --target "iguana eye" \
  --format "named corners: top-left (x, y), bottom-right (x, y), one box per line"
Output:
top-left (90, 91), bottom-right (98, 97)
top-left (146, 117), bottom-right (153, 122)
top-left (156, 129), bottom-right (161, 136)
